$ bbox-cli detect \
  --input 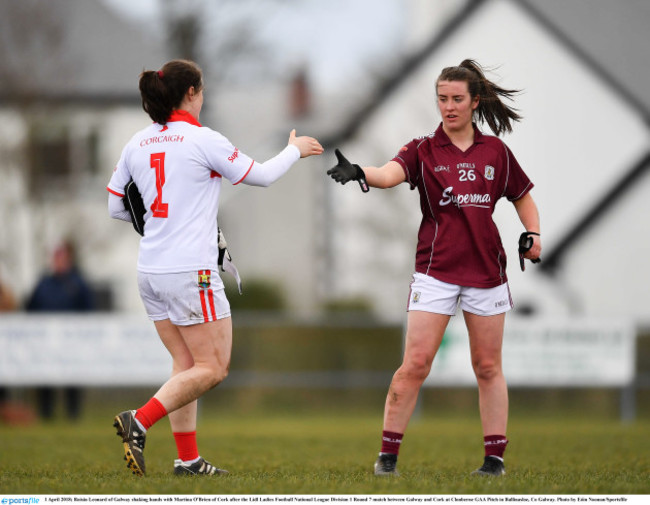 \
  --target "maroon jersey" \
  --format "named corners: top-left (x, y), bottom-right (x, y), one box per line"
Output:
top-left (392, 123), bottom-right (533, 288)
